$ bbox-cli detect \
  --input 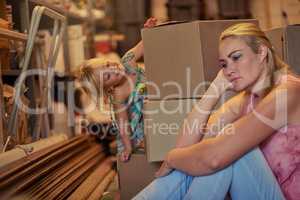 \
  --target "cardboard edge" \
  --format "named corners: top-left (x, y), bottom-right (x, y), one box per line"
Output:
top-left (196, 23), bottom-right (206, 90)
